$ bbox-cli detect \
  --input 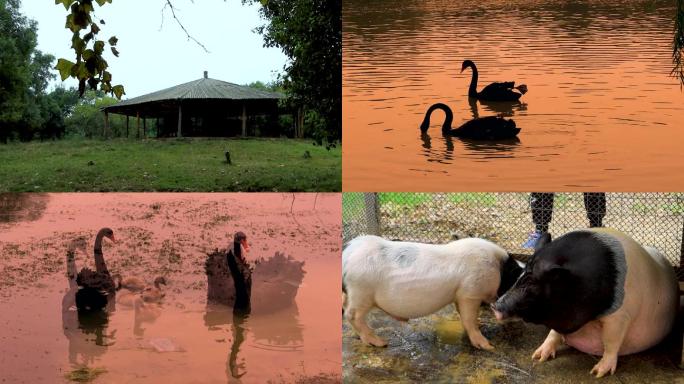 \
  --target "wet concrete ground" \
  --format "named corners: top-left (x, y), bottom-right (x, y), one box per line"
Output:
top-left (343, 304), bottom-right (684, 384)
